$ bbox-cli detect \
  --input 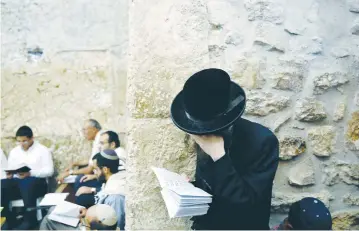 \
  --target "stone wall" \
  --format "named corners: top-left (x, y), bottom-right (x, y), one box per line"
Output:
top-left (127, 0), bottom-right (359, 230)
top-left (1, 0), bottom-right (128, 175)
